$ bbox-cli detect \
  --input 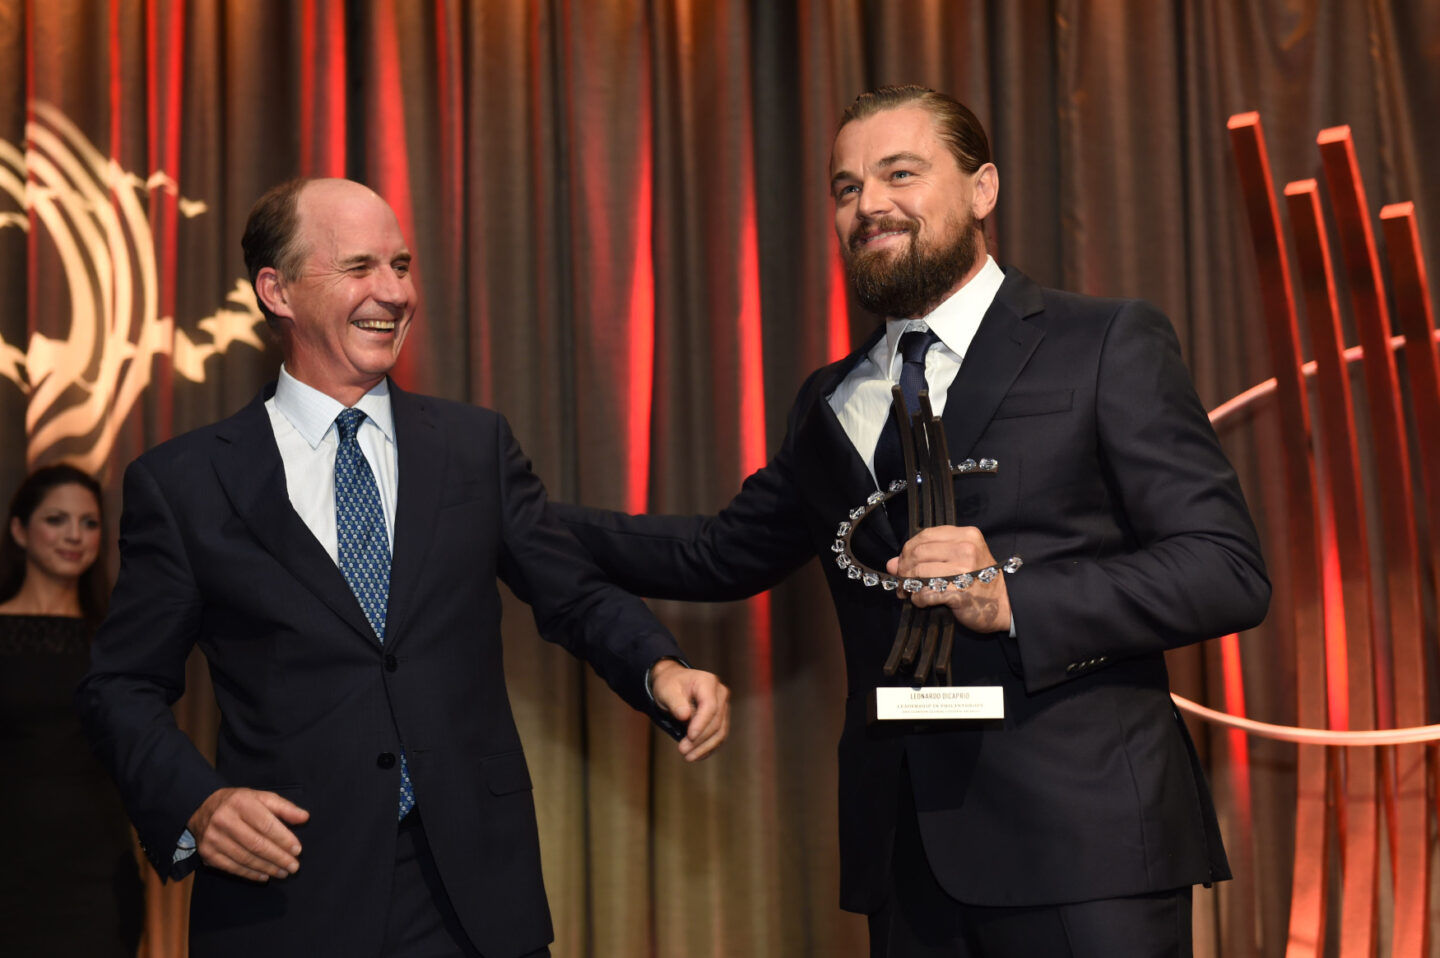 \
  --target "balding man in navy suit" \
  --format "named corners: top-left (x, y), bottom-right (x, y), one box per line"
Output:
top-left (80, 177), bottom-right (730, 958)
